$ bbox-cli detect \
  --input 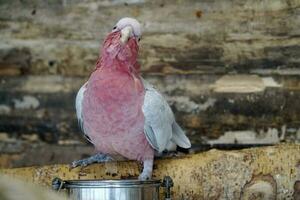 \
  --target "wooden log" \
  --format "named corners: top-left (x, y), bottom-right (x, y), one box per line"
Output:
top-left (0, 0), bottom-right (299, 76)
top-left (0, 143), bottom-right (94, 168)
top-left (1, 144), bottom-right (300, 199)
top-left (0, 75), bottom-right (300, 144)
